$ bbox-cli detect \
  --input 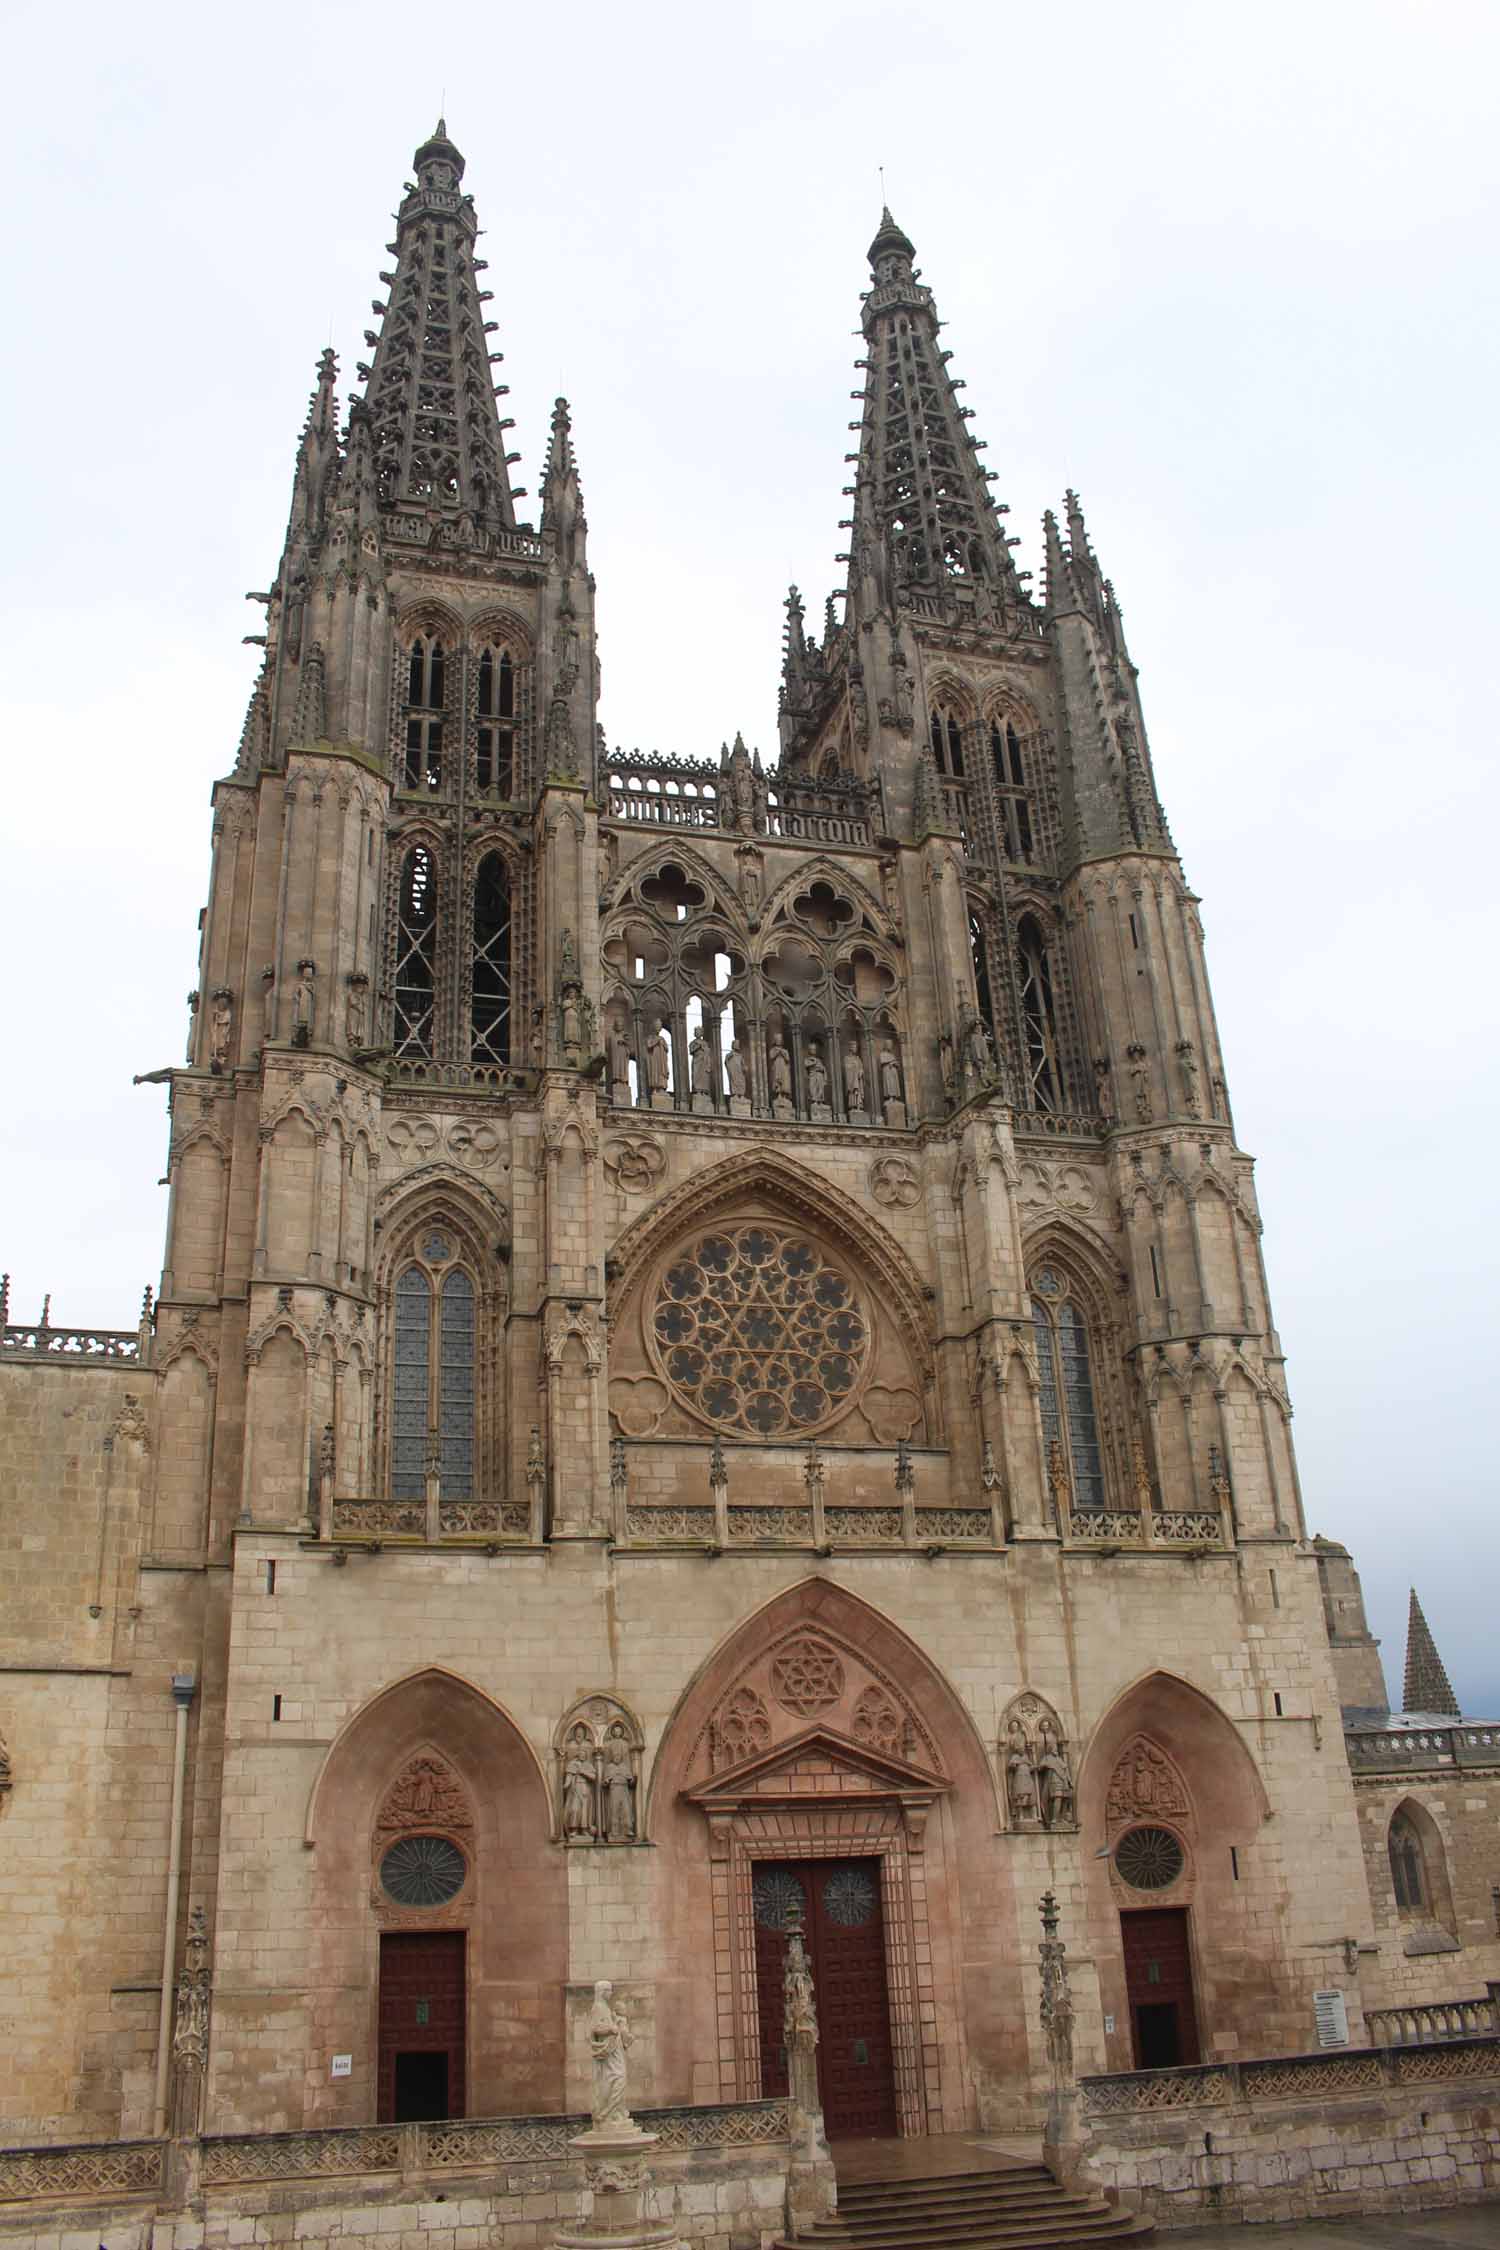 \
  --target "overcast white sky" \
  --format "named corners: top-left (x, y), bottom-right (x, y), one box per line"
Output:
top-left (3, 1), bottom-right (1496, 1711)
